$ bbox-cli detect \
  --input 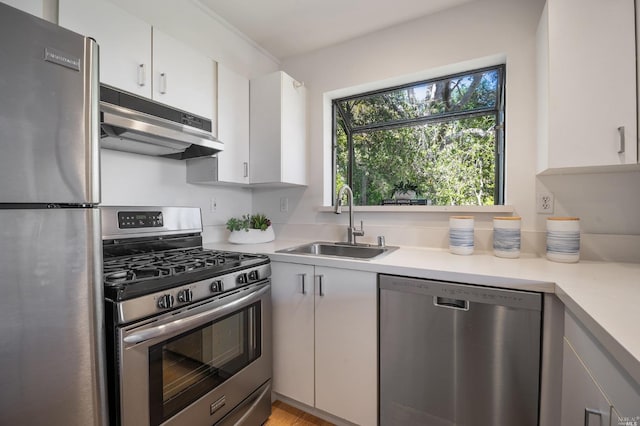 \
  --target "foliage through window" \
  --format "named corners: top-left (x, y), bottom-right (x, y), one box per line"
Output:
top-left (333, 66), bottom-right (505, 206)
